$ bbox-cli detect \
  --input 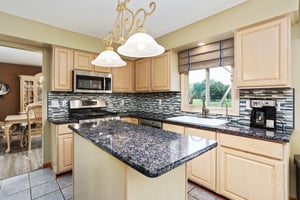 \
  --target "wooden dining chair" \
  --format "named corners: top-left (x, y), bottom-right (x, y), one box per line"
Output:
top-left (24, 103), bottom-right (42, 151)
